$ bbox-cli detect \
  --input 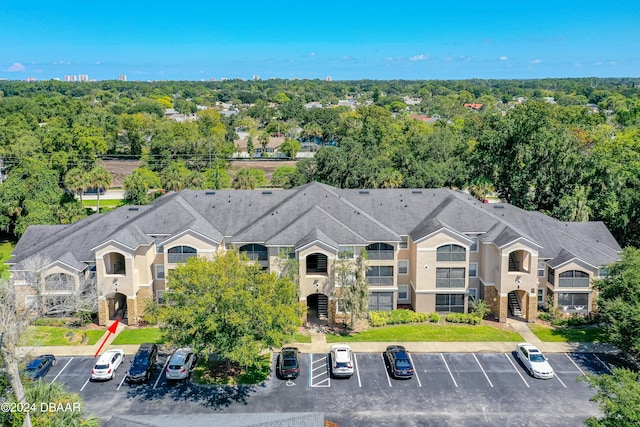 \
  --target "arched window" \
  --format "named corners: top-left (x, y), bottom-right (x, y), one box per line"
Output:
top-left (366, 243), bottom-right (394, 260)
top-left (436, 244), bottom-right (466, 261)
top-left (239, 244), bottom-right (268, 261)
top-left (167, 245), bottom-right (197, 264)
top-left (558, 270), bottom-right (590, 288)
top-left (104, 252), bottom-right (126, 275)
top-left (508, 250), bottom-right (531, 273)
top-left (44, 273), bottom-right (75, 292)
top-left (306, 253), bottom-right (328, 274)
